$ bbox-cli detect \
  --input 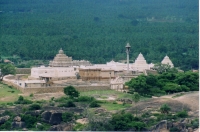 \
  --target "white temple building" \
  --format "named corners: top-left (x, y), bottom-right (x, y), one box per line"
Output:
top-left (31, 66), bottom-right (79, 80)
top-left (30, 48), bottom-right (90, 81)
top-left (132, 53), bottom-right (154, 72)
top-left (161, 55), bottom-right (174, 68)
